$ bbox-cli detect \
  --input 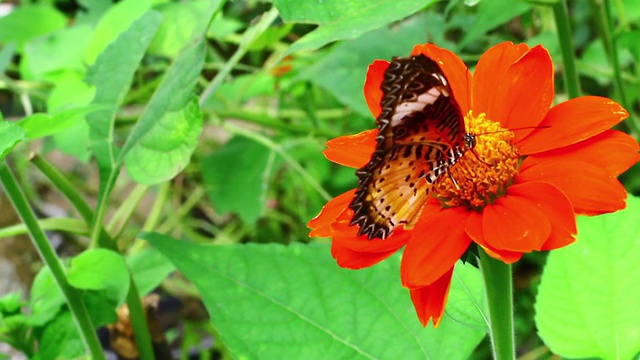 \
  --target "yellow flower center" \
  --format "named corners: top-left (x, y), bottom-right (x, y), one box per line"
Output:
top-left (432, 111), bottom-right (519, 210)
